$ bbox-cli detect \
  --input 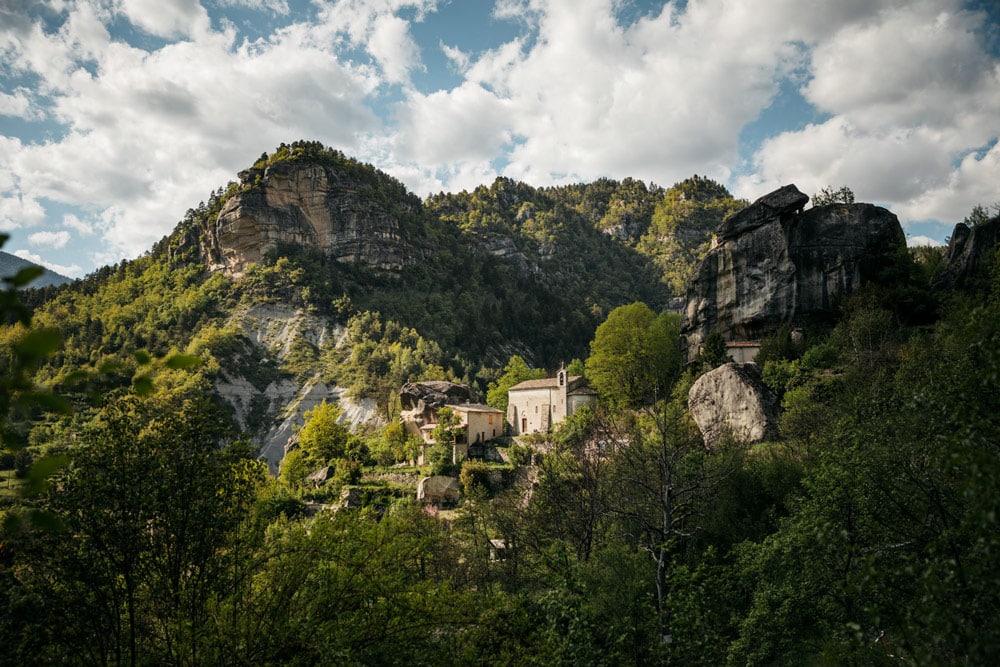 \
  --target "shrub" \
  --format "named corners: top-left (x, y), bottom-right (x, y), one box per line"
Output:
top-left (508, 443), bottom-right (533, 467)
top-left (459, 459), bottom-right (493, 495)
